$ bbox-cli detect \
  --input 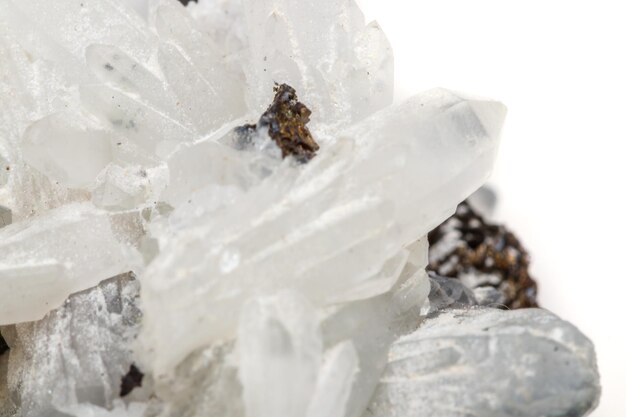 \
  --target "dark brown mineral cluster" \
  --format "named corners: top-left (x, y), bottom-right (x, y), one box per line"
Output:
top-left (0, 332), bottom-right (8, 356)
top-left (120, 363), bottom-right (144, 397)
top-left (428, 201), bottom-right (539, 309)
top-left (236, 83), bottom-right (320, 163)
